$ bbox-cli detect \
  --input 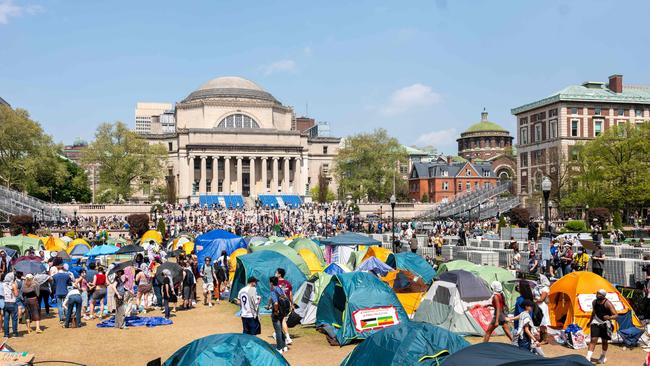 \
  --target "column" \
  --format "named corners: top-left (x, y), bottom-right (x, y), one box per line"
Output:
top-left (236, 156), bottom-right (243, 194)
top-left (249, 157), bottom-right (256, 197)
top-left (199, 156), bottom-right (207, 195)
top-left (283, 157), bottom-right (290, 193)
top-left (178, 153), bottom-right (190, 201)
top-left (188, 156), bottom-right (195, 196)
top-left (271, 157), bottom-right (279, 193)
top-left (261, 158), bottom-right (268, 194)
top-left (294, 157), bottom-right (302, 195)
top-left (223, 157), bottom-right (231, 194)
top-left (211, 156), bottom-right (219, 193)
